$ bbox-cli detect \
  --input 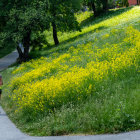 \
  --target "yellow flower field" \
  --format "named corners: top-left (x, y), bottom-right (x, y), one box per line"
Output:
top-left (9, 26), bottom-right (140, 115)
